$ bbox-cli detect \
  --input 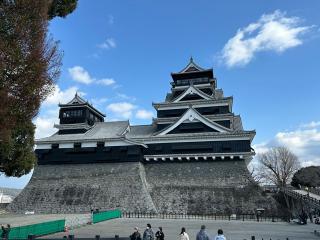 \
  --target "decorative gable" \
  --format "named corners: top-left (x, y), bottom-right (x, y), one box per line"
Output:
top-left (179, 57), bottom-right (205, 73)
top-left (172, 85), bottom-right (213, 102)
top-left (155, 108), bottom-right (231, 136)
top-left (66, 93), bottom-right (86, 105)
